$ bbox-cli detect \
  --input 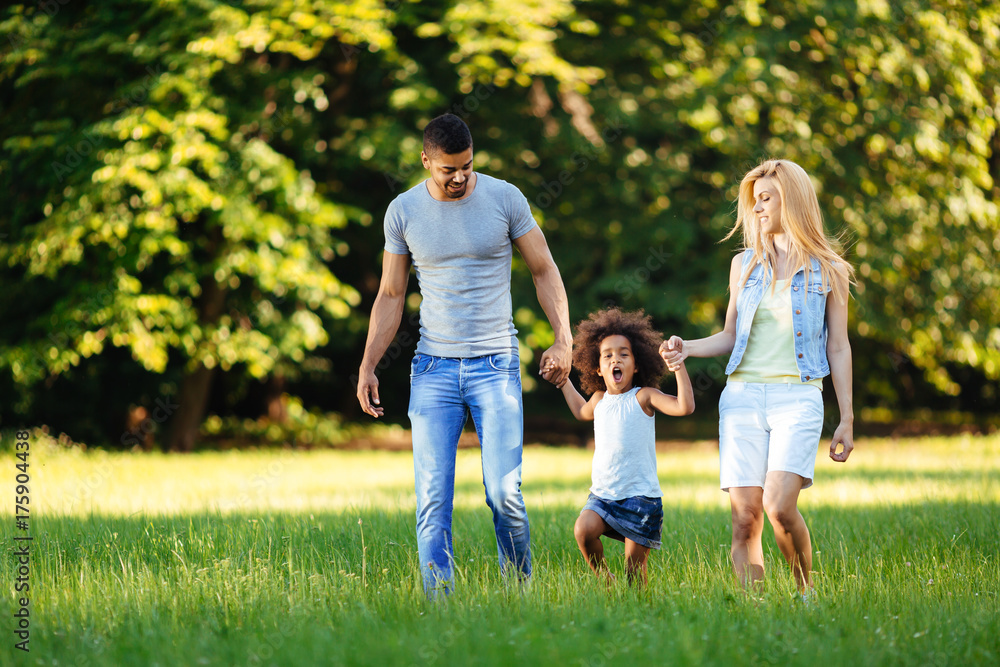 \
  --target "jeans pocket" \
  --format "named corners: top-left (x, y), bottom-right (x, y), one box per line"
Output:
top-left (410, 354), bottom-right (436, 378)
top-left (487, 352), bottom-right (519, 373)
